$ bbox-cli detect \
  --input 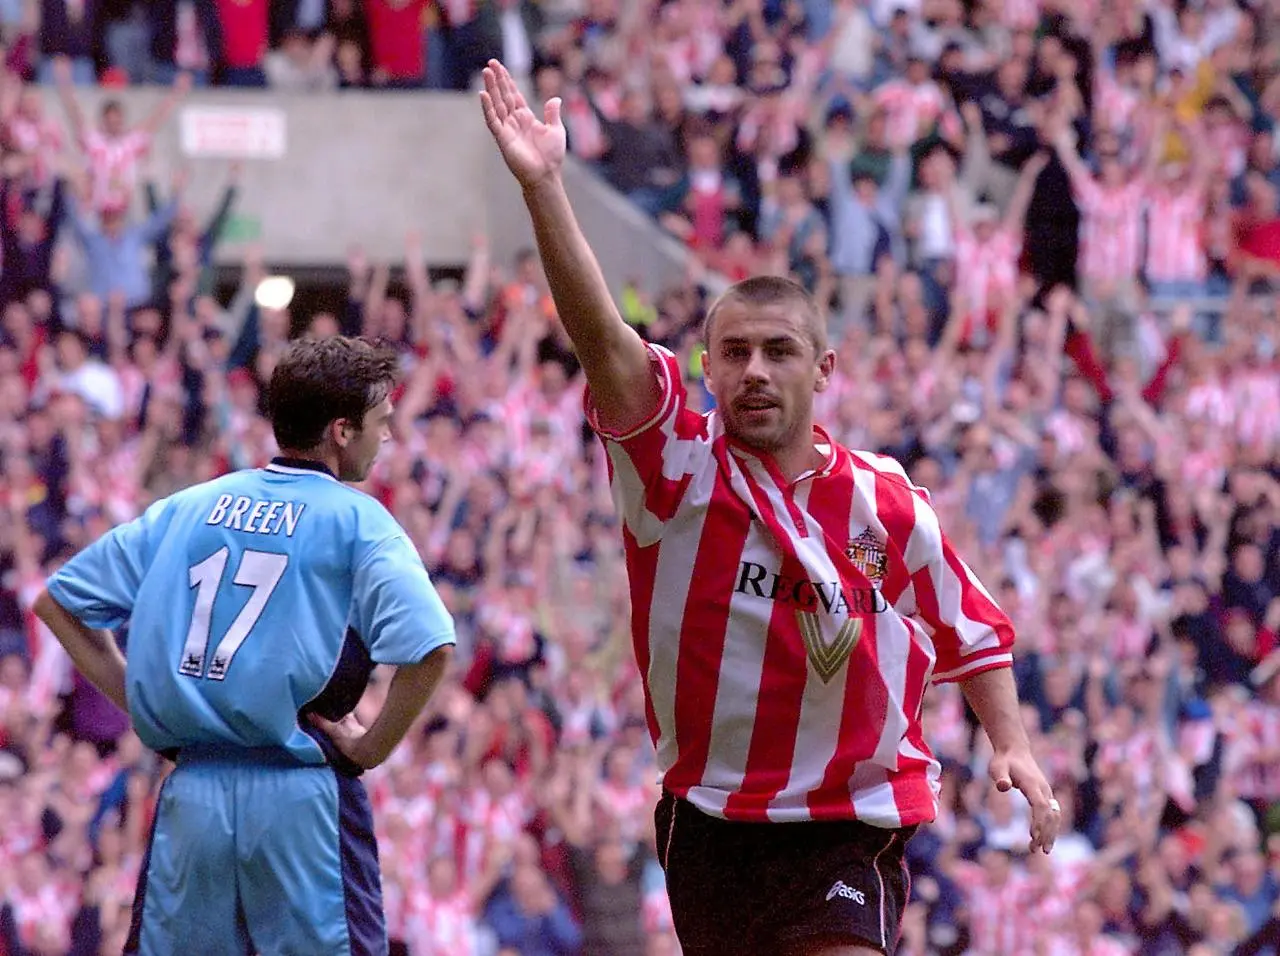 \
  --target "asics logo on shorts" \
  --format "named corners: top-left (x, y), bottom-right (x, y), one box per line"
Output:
top-left (825, 880), bottom-right (866, 905)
